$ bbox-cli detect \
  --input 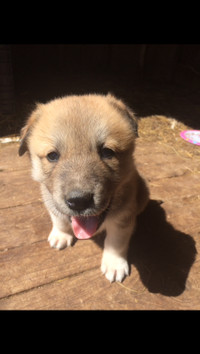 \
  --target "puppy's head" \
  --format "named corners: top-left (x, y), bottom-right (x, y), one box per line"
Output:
top-left (19, 94), bottom-right (138, 239)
